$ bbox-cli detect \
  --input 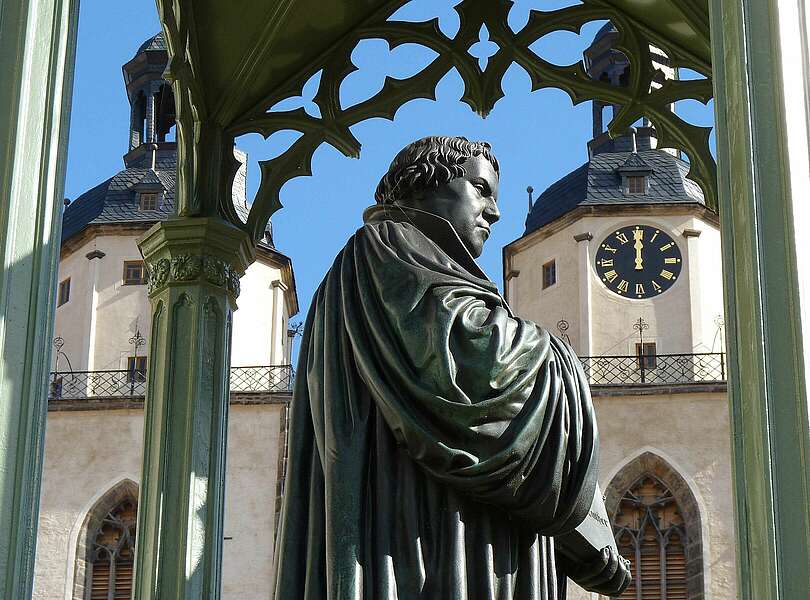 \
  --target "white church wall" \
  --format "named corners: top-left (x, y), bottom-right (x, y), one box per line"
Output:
top-left (87, 236), bottom-right (152, 371)
top-left (587, 214), bottom-right (696, 356)
top-left (507, 212), bottom-right (720, 358)
top-left (53, 243), bottom-right (96, 372)
top-left (692, 220), bottom-right (725, 353)
top-left (230, 260), bottom-right (282, 367)
top-left (33, 404), bottom-right (283, 600)
top-left (507, 222), bottom-right (583, 352)
top-left (54, 233), bottom-right (292, 372)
